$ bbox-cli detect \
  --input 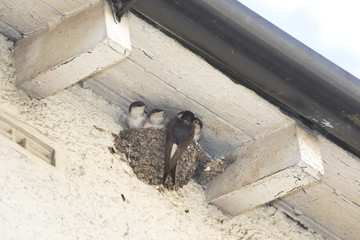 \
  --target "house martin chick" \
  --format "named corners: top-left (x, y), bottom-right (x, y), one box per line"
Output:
top-left (125, 101), bottom-right (146, 129)
top-left (143, 109), bottom-right (166, 129)
top-left (193, 118), bottom-right (203, 142)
